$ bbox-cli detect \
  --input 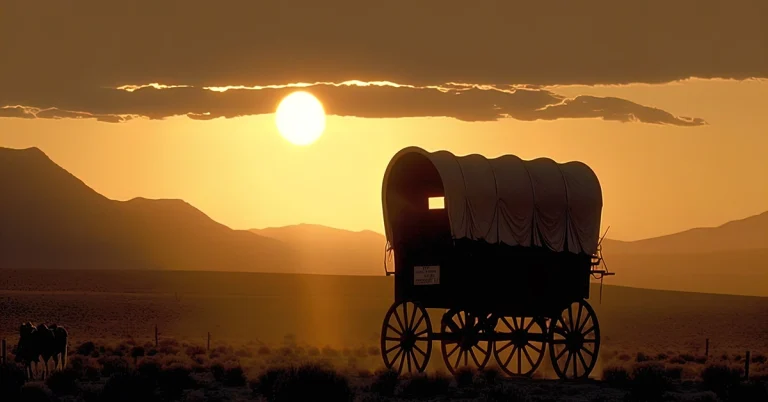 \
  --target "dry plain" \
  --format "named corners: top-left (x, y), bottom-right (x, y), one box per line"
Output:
top-left (1, 269), bottom-right (767, 401)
